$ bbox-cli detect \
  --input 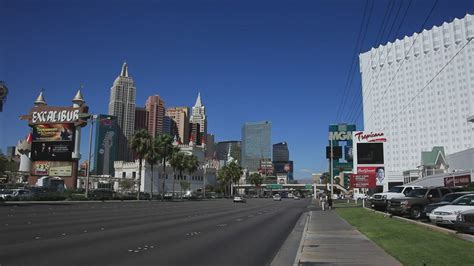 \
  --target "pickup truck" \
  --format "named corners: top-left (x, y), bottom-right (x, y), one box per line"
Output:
top-left (387, 187), bottom-right (454, 219)
top-left (369, 185), bottom-right (422, 211)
